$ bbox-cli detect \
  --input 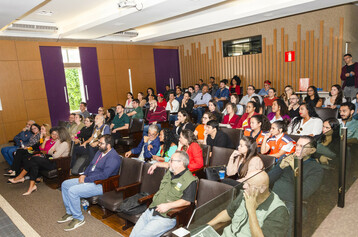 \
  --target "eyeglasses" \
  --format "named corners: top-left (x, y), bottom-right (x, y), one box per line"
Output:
top-left (170, 159), bottom-right (182, 163)
top-left (148, 133), bottom-right (157, 137)
top-left (296, 127), bottom-right (303, 134)
top-left (98, 142), bottom-right (105, 145)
